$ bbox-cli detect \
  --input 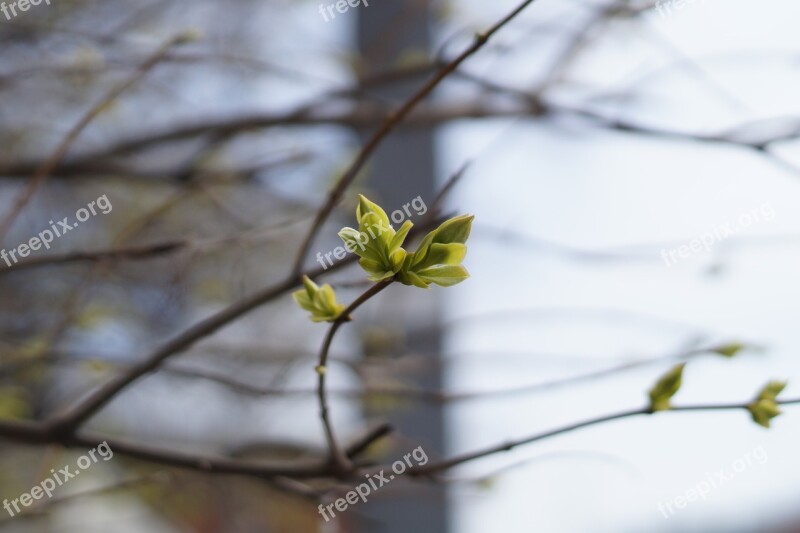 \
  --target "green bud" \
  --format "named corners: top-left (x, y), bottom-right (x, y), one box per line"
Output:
top-left (747, 380), bottom-right (787, 428)
top-left (712, 342), bottom-right (746, 358)
top-left (174, 29), bottom-right (203, 45)
top-left (337, 195), bottom-right (474, 288)
top-left (339, 195), bottom-right (413, 281)
top-left (292, 276), bottom-right (346, 323)
top-left (749, 399), bottom-right (782, 428)
top-left (648, 363), bottom-right (685, 412)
